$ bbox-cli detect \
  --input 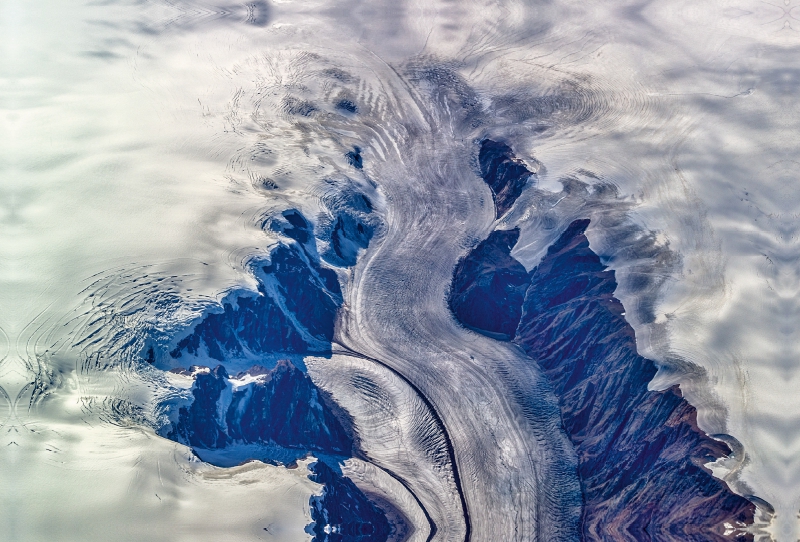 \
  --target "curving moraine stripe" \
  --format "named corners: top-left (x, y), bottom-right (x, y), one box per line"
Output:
top-left (332, 345), bottom-right (471, 542)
